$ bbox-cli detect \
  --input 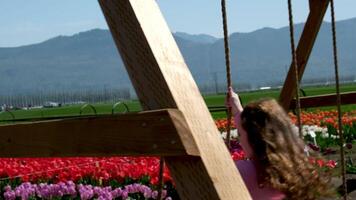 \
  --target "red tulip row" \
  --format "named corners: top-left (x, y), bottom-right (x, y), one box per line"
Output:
top-left (0, 149), bottom-right (335, 185)
top-left (288, 110), bottom-right (356, 128)
top-left (215, 119), bottom-right (236, 132)
top-left (0, 157), bottom-right (171, 185)
top-left (215, 110), bottom-right (356, 130)
top-left (0, 150), bottom-right (247, 185)
top-left (0, 111), bottom-right (343, 185)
